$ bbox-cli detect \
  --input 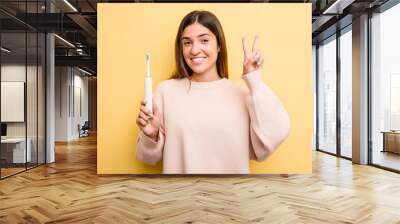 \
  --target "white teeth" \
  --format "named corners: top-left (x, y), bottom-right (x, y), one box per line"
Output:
top-left (191, 57), bottom-right (206, 63)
